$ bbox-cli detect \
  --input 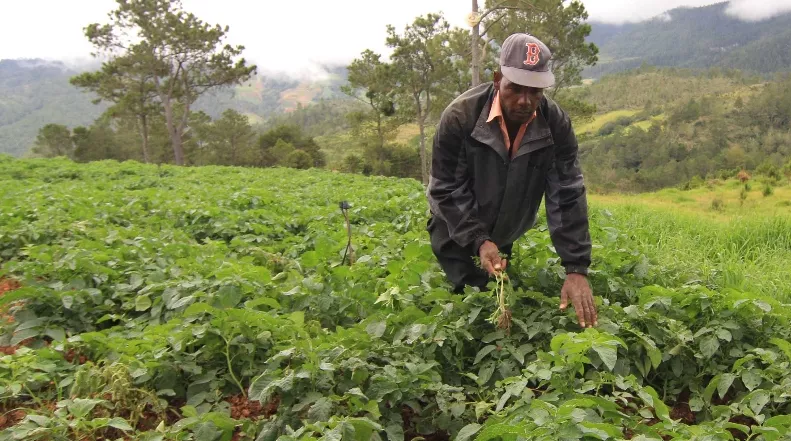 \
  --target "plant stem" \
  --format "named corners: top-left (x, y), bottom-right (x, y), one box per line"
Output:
top-left (223, 335), bottom-right (247, 398)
